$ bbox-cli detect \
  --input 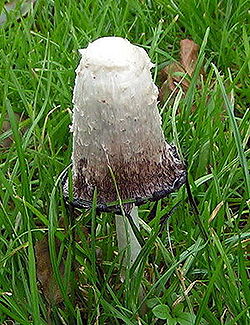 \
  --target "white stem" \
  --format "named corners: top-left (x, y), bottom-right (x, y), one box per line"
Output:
top-left (115, 205), bottom-right (141, 269)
